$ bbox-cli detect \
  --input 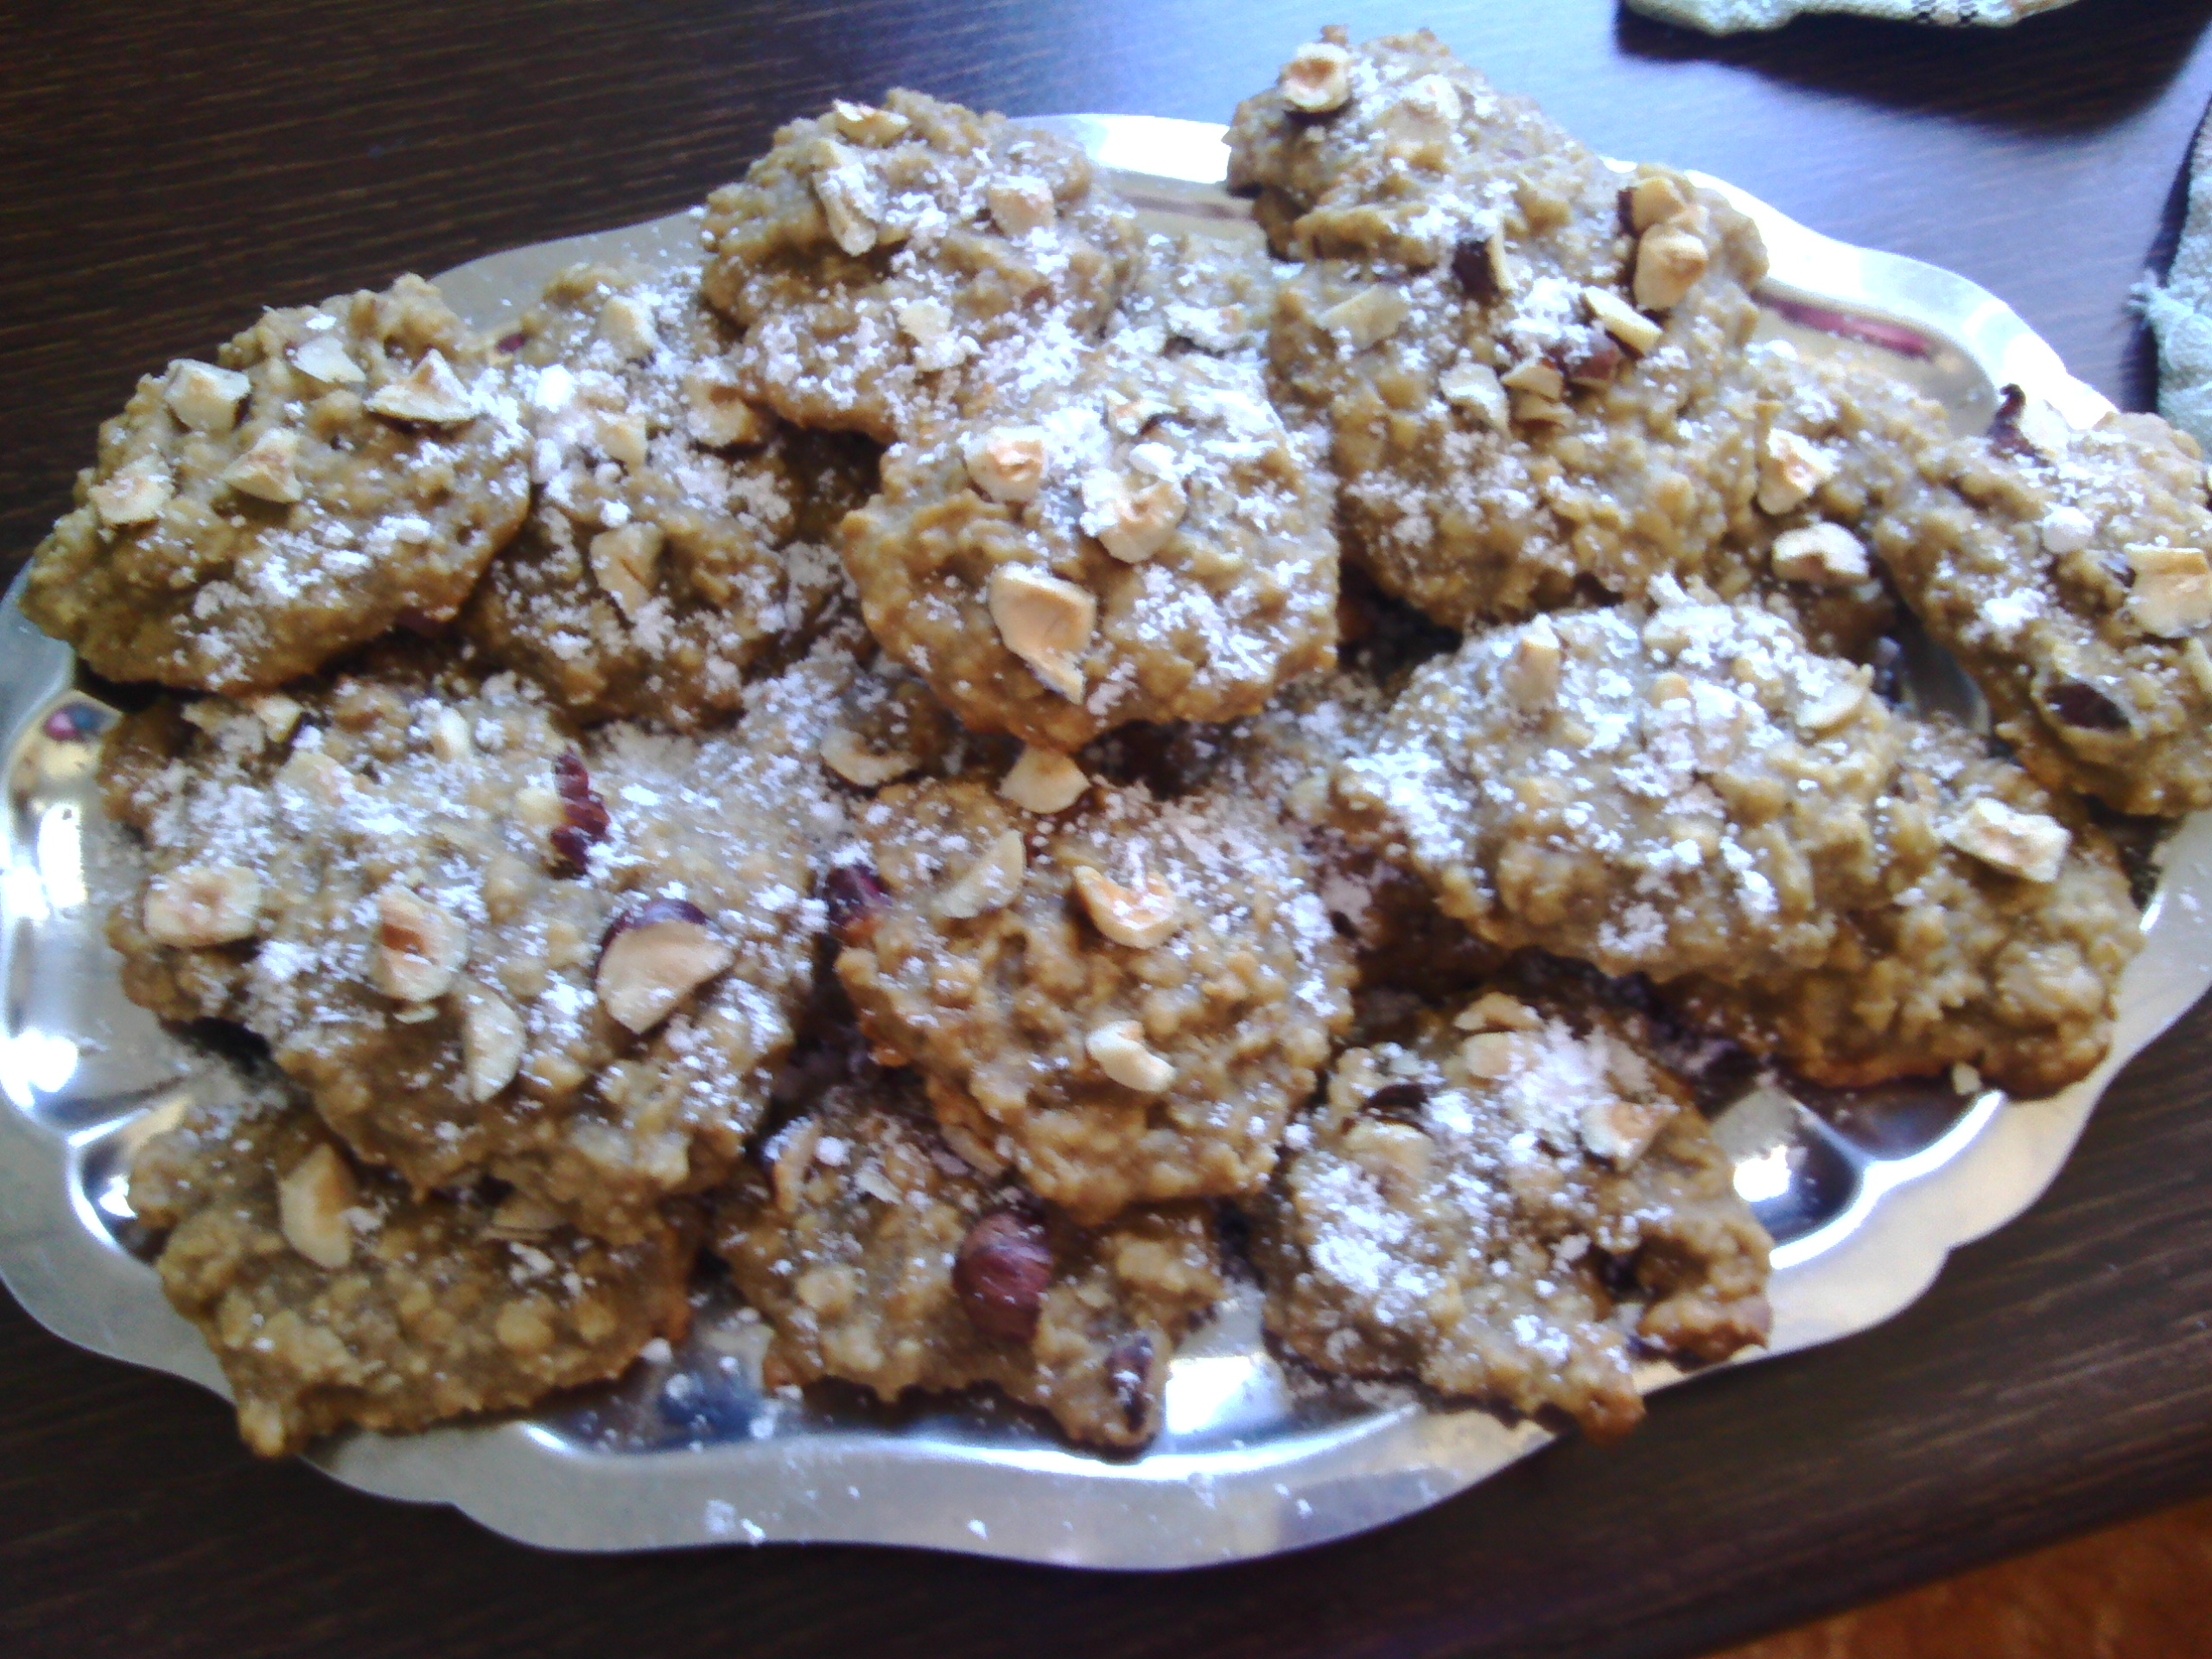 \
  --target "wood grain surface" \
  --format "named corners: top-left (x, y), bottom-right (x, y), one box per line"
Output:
top-left (5, 2), bottom-right (2212, 1655)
